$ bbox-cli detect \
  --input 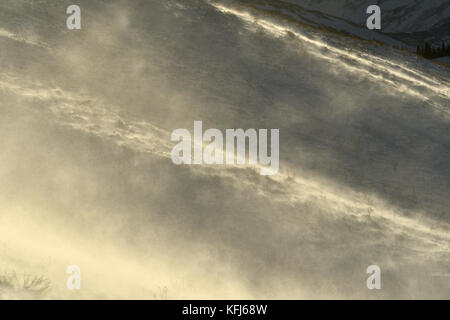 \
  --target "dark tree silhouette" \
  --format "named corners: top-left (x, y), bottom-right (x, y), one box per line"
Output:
top-left (417, 42), bottom-right (450, 59)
